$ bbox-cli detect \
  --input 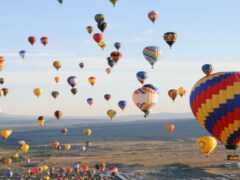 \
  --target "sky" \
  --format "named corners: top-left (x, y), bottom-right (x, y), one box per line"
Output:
top-left (0, 0), bottom-right (240, 117)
